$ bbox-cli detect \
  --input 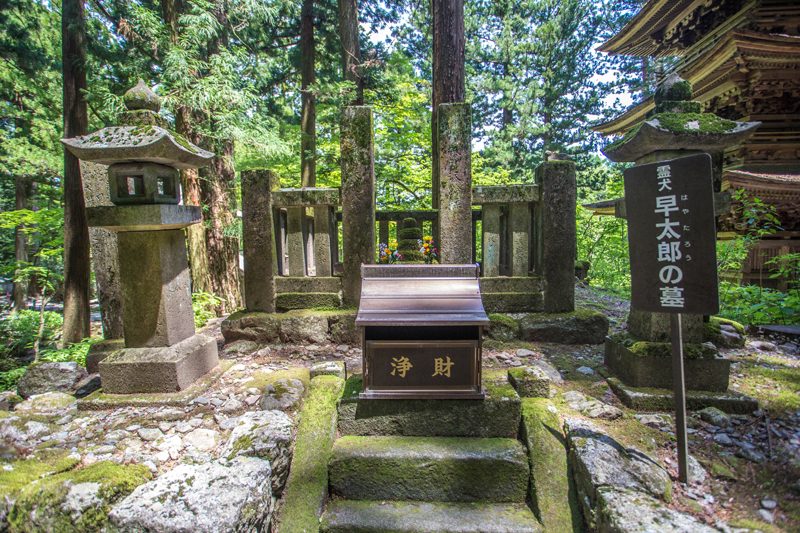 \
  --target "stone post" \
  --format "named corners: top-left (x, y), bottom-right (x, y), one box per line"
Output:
top-left (482, 204), bottom-right (501, 277)
top-left (509, 203), bottom-right (531, 277)
top-left (286, 207), bottom-right (307, 276)
top-left (313, 206), bottom-right (333, 277)
top-left (341, 106), bottom-right (375, 306)
top-left (438, 102), bottom-right (473, 264)
top-left (378, 220), bottom-right (389, 247)
top-left (241, 169), bottom-right (276, 312)
top-left (536, 159), bottom-right (576, 313)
